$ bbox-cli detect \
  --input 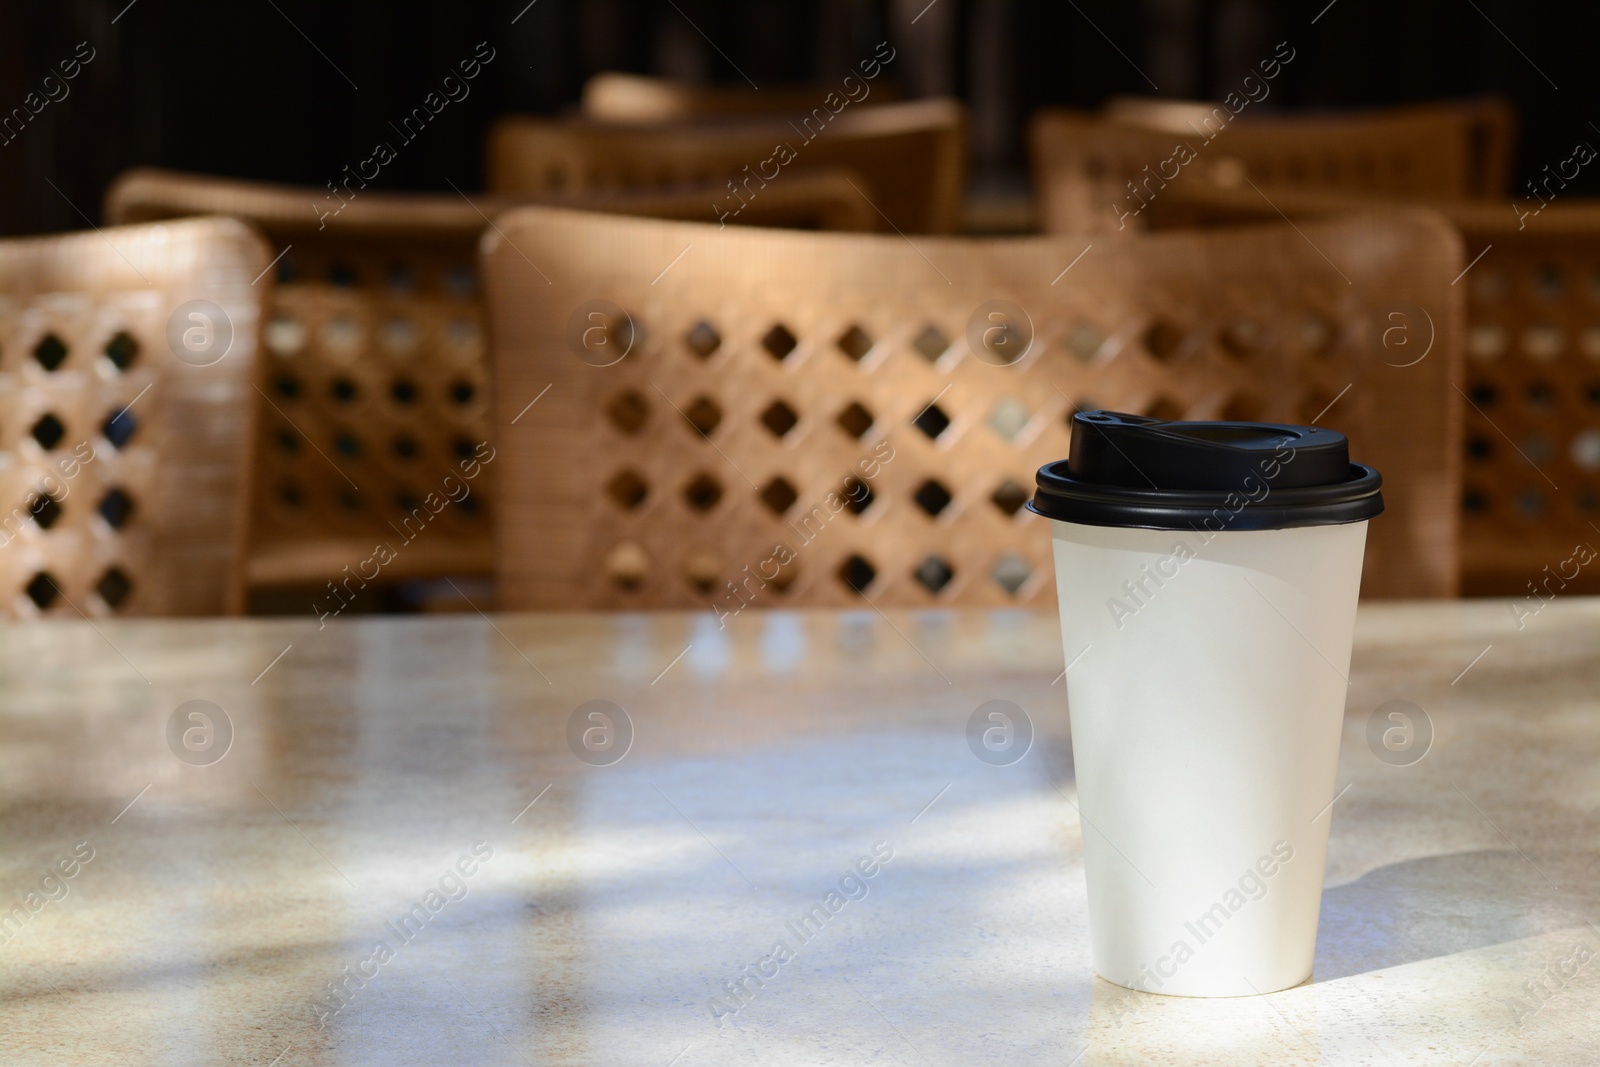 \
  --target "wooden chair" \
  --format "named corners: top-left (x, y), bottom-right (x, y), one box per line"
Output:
top-left (0, 217), bottom-right (267, 617)
top-left (582, 71), bottom-right (903, 123)
top-left (486, 99), bottom-right (969, 234)
top-left (1143, 181), bottom-right (1600, 595)
top-left (1031, 98), bottom-right (1516, 234)
top-left (104, 168), bottom-right (875, 593)
top-left (481, 205), bottom-right (1463, 610)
